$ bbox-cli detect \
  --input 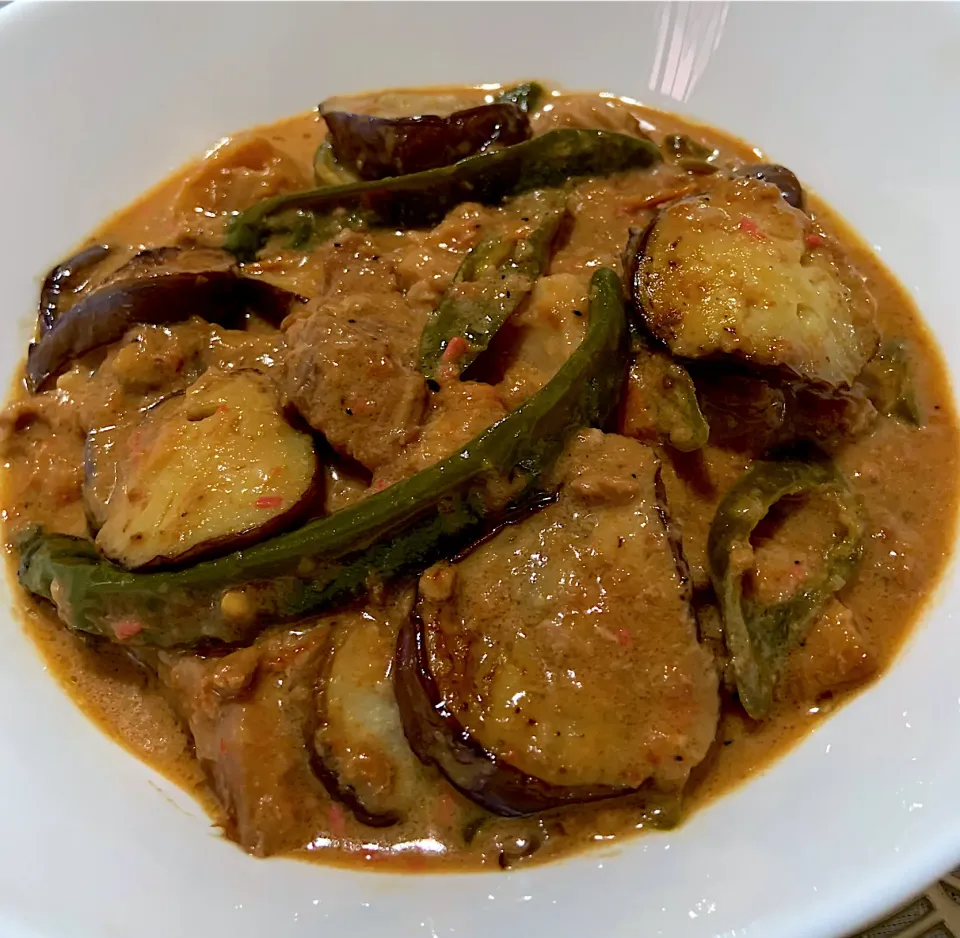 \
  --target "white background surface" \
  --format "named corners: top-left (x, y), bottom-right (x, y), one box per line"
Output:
top-left (1, 3), bottom-right (959, 938)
